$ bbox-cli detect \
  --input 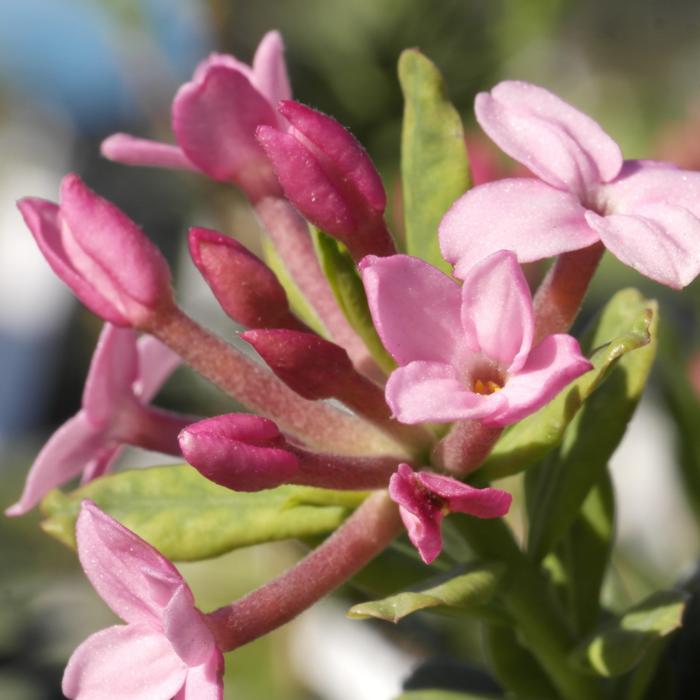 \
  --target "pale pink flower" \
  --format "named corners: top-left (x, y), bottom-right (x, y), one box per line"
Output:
top-left (18, 174), bottom-right (173, 328)
top-left (102, 31), bottom-right (290, 201)
top-left (360, 250), bottom-right (592, 426)
top-left (389, 464), bottom-right (511, 563)
top-left (6, 324), bottom-right (180, 516)
top-left (440, 81), bottom-right (700, 288)
top-left (62, 501), bottom-right (223, 700)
